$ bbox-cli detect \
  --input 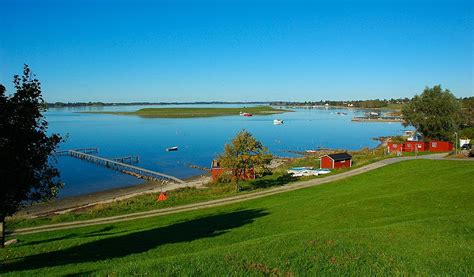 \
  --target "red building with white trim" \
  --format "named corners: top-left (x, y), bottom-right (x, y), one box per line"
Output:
top-left (403, 141), bottom-right (428, 152)
top-left (320, 153), bottom-right (353, 169)
top-left (428, 141), bottom-right (453, 152)
top-left (387, 142), bottom-right (403, 153)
